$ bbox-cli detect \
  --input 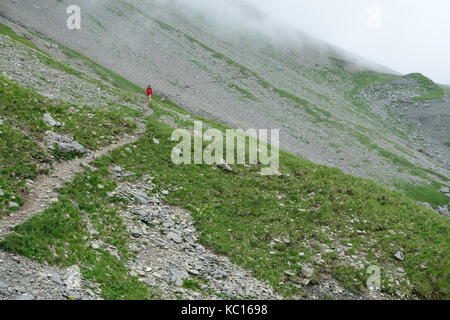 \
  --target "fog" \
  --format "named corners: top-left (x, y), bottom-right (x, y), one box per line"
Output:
top-left (148, 0), bottom-right (449, 84)
top-left (246, 0), bottom-right (450, 84)
top-left (75, 0), bottom-right (450, 83)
